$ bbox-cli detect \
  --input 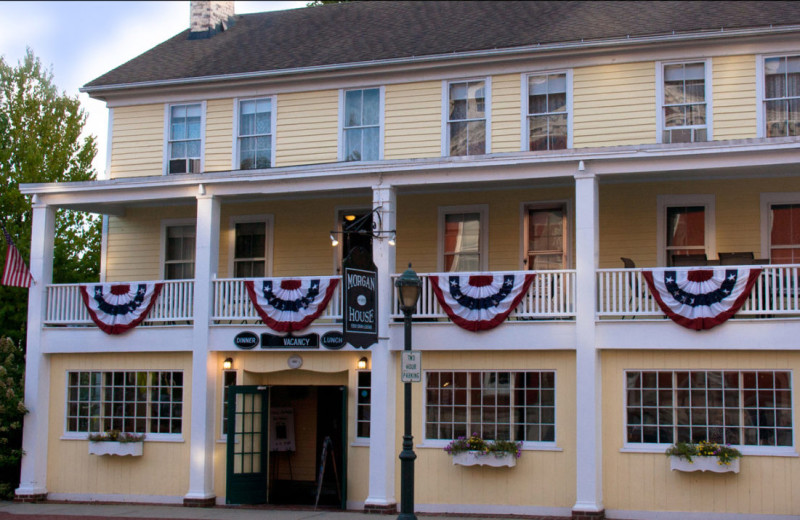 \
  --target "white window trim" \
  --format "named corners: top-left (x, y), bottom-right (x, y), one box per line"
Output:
top-left (760, 192), bottom-right (800, 260)
top-left (656, 194), bottom-right (716, 266)
top-left (160, 218), bottom-right (196, 280)
top-left (441, 77), bottom-right (492, 157)
top-left (163, 101), bottom-right (206, 176)
top-left (756, 53), bottom-right (800, 139)
top-left (227, 214), bottom-right (274, 277)
top-left (655, 59), bottom-right (713, 144)
top-left (437, 204), bottom-right (489, 272)
top-left (520, 70), bottom-right (573, 151)
top-left (231, 95), bottom-right (277, 170)
top-left (338, 86), bottom-right (385, 162)
top-left (519, 199), bottom-right (574, 270)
